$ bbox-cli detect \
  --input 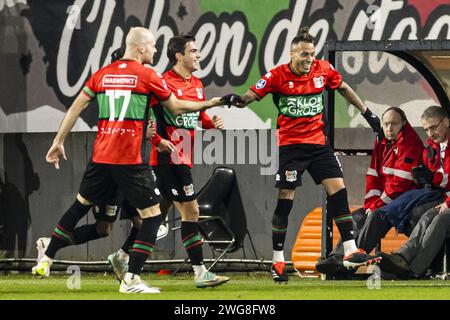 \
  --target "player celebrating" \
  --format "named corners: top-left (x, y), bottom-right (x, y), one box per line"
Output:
top-left (232, 27), bottom-right (382, 283)
top-left (32, 27), bottom-right (228, 293)
top-left (107, 35), bottom-right (229, 288)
